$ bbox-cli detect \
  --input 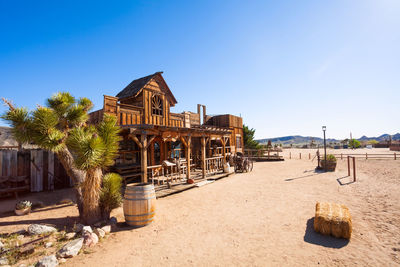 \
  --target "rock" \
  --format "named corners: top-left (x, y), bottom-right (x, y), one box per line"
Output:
top-left (82, 226), bottom-right (92, 234)
top-left (109, 217), bottom-right (117, 225)
top-left (83, 233), bottom-right (98, 247)
top-left (94, 228), bottom-right (105, 238)
top-left (56, 238), bottom-right (83, 258)
top-left (0, 241), bottom-right (4, 251)
top-left (74, 223), bottom-right (84, 233)
top-left (101, 225), bottom-right (111, 234)
top-left (28, 224), bottom-right (57, 235)
top-left (17, 235), bottom-right (25, 240)
top-left (58, 258), bottom-right (66, 263)
top-left (65, 232), bottom-right (76, 240)
top-left (0, 257), bottom-right (9, 265)
top-left (36, 255), bottom-right (58, 267)
top-left (45, 242), bottom-right (53, 248)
